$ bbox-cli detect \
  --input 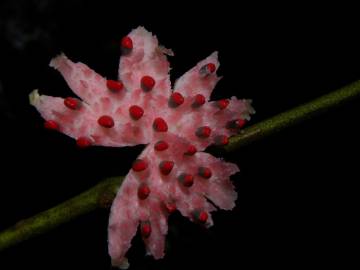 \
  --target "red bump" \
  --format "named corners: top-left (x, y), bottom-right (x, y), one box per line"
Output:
top-left (198, 211), bottom-right (208, 223)
top-left (76, 137), bottom-right (92, 148)
top-left (140, 221), bottom-right (152, 238)
top-left (184, 144), bottom-right (197, 156)
top-left (169, 92), bottom-right (184, 107)
top-left (141, 75), bottom-right (156, 91)
top-left (138, 184), bottom-right (150, 200)
top-left (214, 135), bottom-right (229, 146)
top-left (64, 97), bottom-right (79, 110)
top-left (217, 99), bottom-right (230, 110)
top-left (121, 36), bottom-right (133, 50)
top-left (159, 161), bottom-right (174, 175)
top-left (192, 94), bottom-right (206, 108)
top-left (153, 117), bottom-right (168, 132)
top-left (200, 63), bottom-right (216, 76)
top-left (237, 119), bottom-right (246, 128)
top-left (97, 115), bottom-right (114, 128)
top-left (132, 159), bottom-right (148, 172)
top-left (206, 63), bottom-right (216, 73)
top-left (198, 167), bottom-right (212, 179)
top-left (193, 210), bottom-right (208, 223)
top-left (236, 119), bottom-right (247, 128)
top-left (129, 105), bottom-right (144, 120)
top-left (196, 126), bottom-right (212, 138)
top-left (44, 120), bottom-right (58, 131)
top-left (106, 80), bottom-right (123, 92)
top-left (154, 140), bottom-right (169, 151)
top-left (226, 119), bottom-right (247, 130)
top-left (179, 173), bottom-right (194, 187)
top-left (164, 201), bottom-right (177, 214)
